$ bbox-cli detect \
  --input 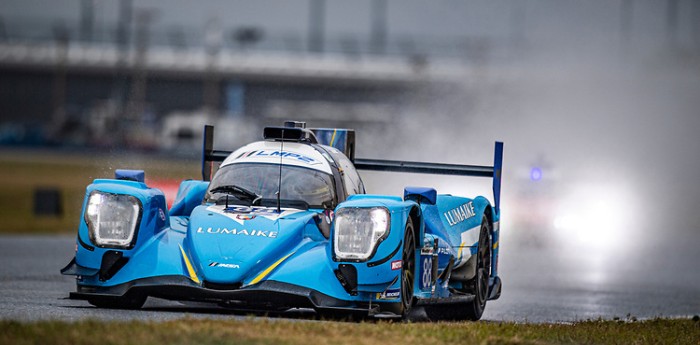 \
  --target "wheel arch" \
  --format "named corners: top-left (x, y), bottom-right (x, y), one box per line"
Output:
top-left (481, 203), bottom-right (499, 282)
top-left (483, 204), bottom-right (494, 231)
top-left (407, 204), bottom-right (423, 245)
